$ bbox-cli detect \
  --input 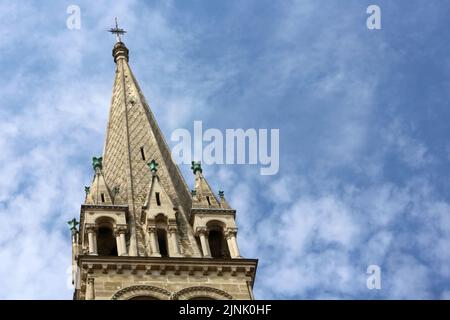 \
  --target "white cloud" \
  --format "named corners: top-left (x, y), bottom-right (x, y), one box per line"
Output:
top-left (0, 0), bottom-right (448, 300)
top-left (383, 119), bottom-right (433, 168)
